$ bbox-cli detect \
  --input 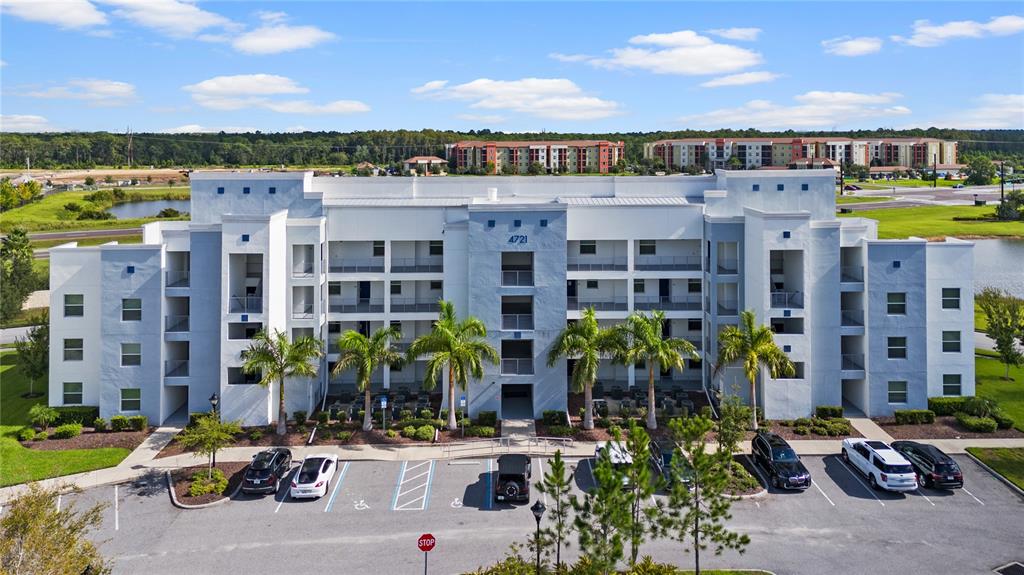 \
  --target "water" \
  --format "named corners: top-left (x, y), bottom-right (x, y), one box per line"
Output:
top-left (107, 199), bottom-right (190, 219)
top-left (973, 239), bottom-right (1024, 298)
